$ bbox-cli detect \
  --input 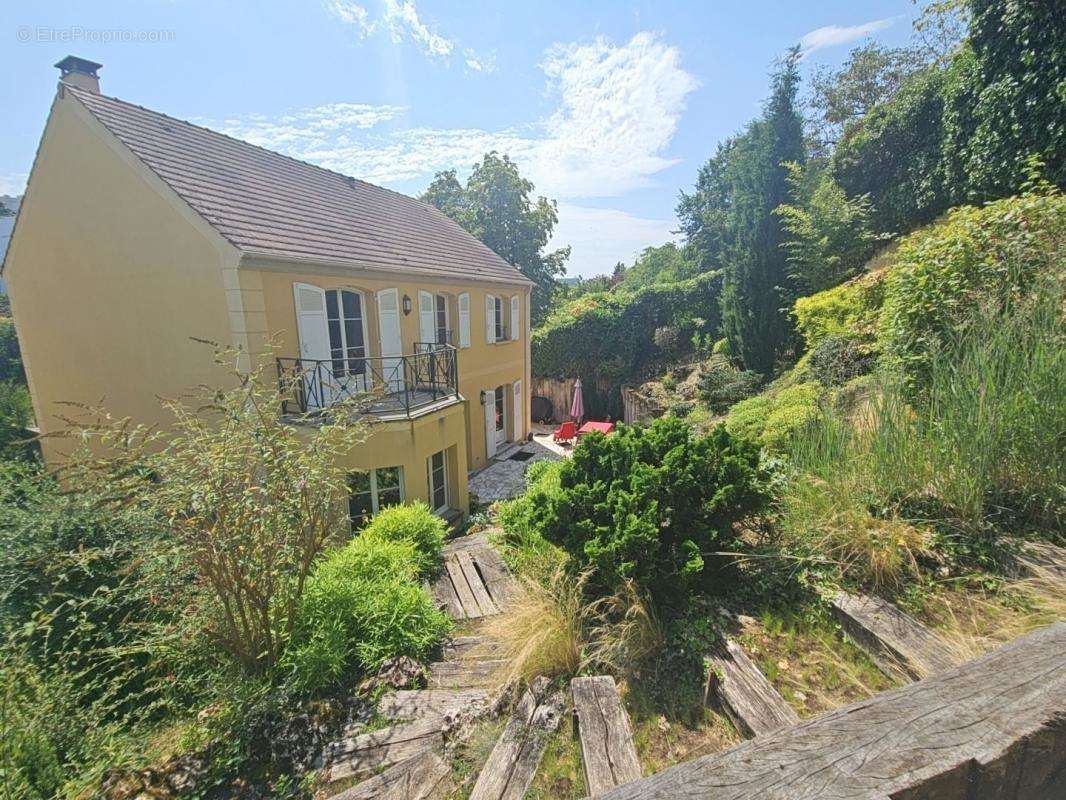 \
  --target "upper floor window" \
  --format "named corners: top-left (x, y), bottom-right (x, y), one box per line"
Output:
top-left (435, 293), bottom-right (450, 345)
top-left (326, 289), bottom-right (368, 377)
top-left (494, 296), bottom-right (506, 341)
